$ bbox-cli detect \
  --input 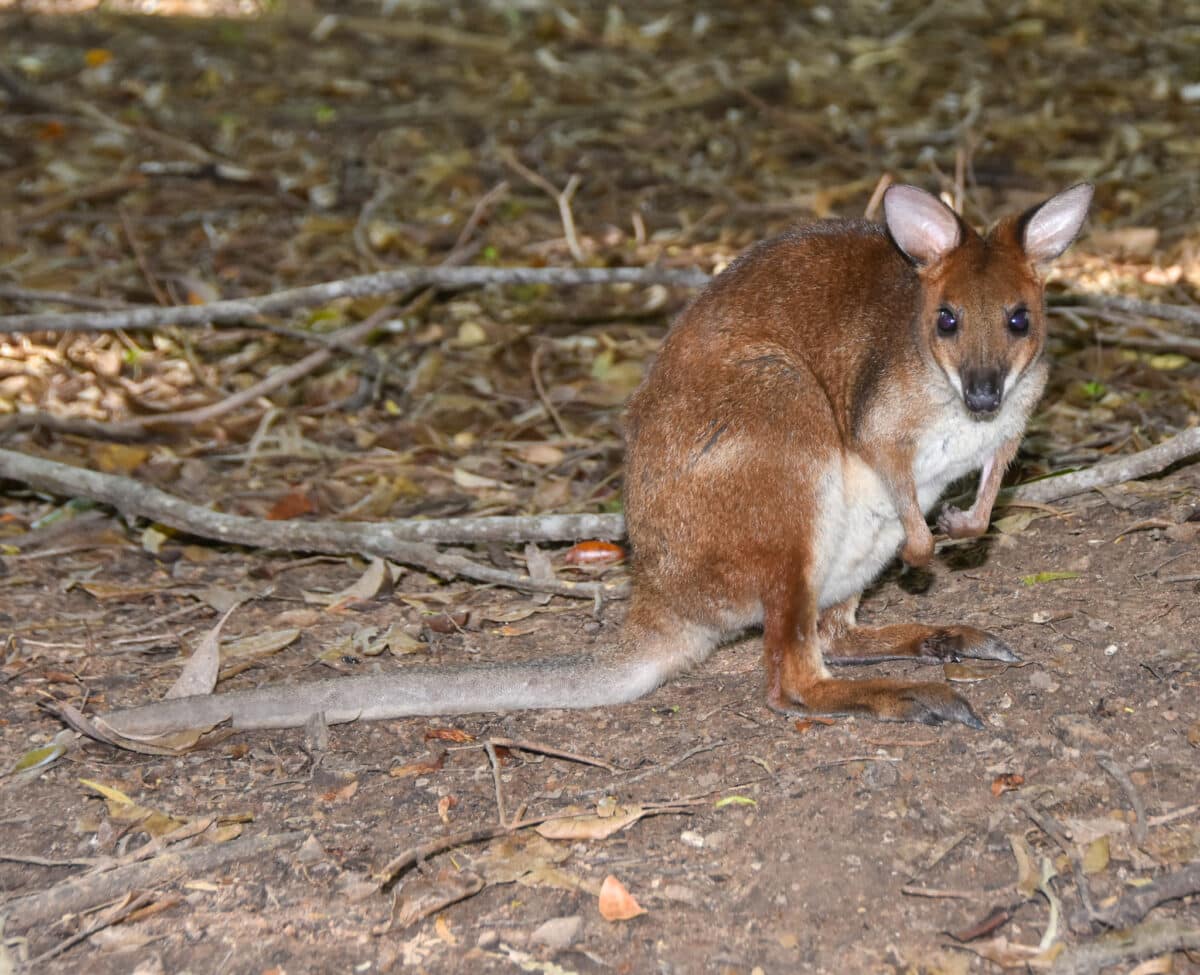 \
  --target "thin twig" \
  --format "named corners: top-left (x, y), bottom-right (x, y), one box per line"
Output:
top-left (863, 172), bottom-right (893, 220)
top-left (0, 265), bottom-right (708, 335)
top-left (447, 181), bottom-right (510, 262)
top-left (18, 172), bottom-right (148, 225)
top-left (0, 286), bottom-right (130, 310)
top-left (484, 740), bottom-right (509, 828)
top-left (530, 342), bottom-right (571, 438)
top-left (1147, 802), bottom-right (1200, 828)
top-left (29, 891), bottom-right (157, 966)
top-left (899, 884), bottom-right (980, 900)
top-left (1019, 799), bottom-right (1100, 923)
top-left (499, 148), bottom-right (586, 262)
top-left (487, 736), bottom-right (618, 772)
top-left (1096, 756), bottom-right (1148, 848)
top-left (118, 205), bottom-right (171, 306)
